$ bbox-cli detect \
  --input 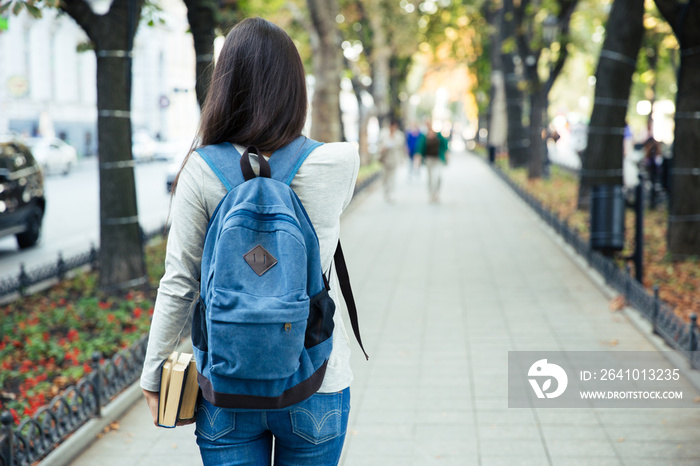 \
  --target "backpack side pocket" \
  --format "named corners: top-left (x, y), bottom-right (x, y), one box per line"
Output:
top-left (305, 289), bottom-right (335, 349)
top-left (192, 298), bottom-right (208, 353)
